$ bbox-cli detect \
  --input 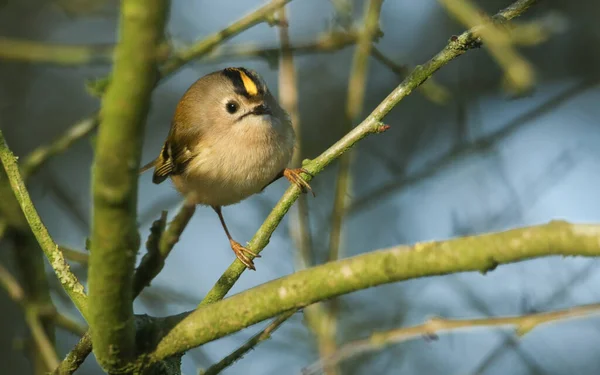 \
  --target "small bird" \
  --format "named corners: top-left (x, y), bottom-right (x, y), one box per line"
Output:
top-left (140, 67), bottom-right (312, 270)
